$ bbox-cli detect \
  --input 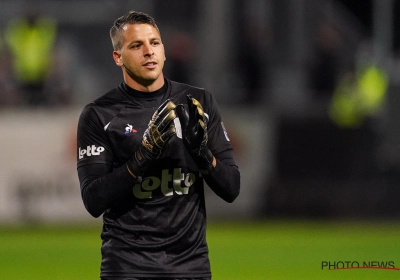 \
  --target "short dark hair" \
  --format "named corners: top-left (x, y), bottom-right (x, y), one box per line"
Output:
top-left (110, 11), bottom-right (160, 51)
